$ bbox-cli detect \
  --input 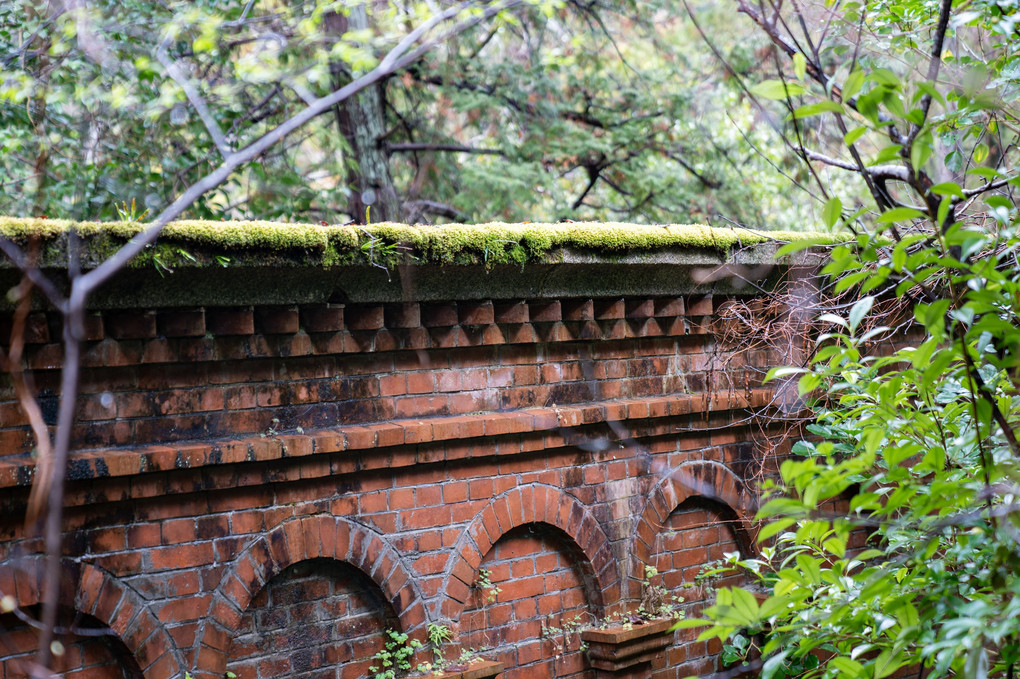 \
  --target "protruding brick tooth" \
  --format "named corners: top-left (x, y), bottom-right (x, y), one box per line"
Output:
top-left (206, 307), bottom-right (254, 335)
